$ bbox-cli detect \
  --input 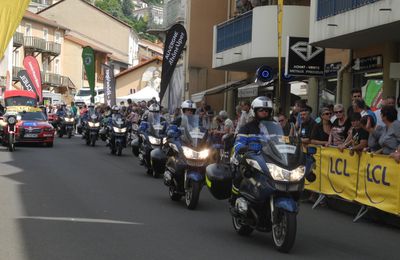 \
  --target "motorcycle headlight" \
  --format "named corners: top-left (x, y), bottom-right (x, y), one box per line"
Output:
top-left (162, 137), bottom-right (167, 144)
top-left (149, 136), bottom-right (161, 145)
top-left (64, 117), bottom-right (74, 123)
top-left (88, 122), bottom-right (94, 127)
top-left (113, 127), bottom-right (127, 133)
top-left (182, 146), bottom-right (209, 160)
top-left (267, 163), bottom-right (305, 182)
top-left (89, 122), bottom-right (100, 127)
